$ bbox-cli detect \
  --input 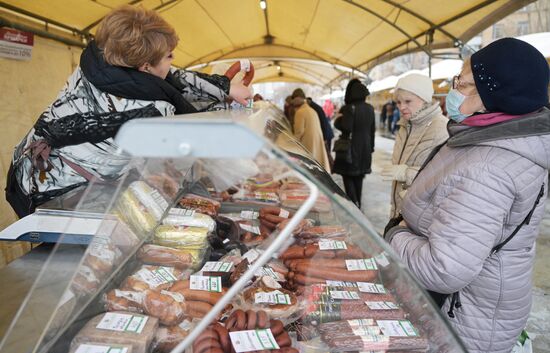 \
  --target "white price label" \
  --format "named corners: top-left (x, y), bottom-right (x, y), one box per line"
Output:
top-left (240, 223), bottom-right (261, 235)
top-left (150, 189), bottom-right (169, 210)
top-left (278, 208), bottom-right (290, 218)
top-left (360, 335), bottom-right (389, 343)
top-left (74, 344), bottom-right (129, 353)
top-left (345, 258), bottom-right (378, 271)
top-left (169, 208), bottom-right (195, 217)
top-left (351, 325), bottom-right (381, 336)
top-left (318, 240), bottom-right (347, 250)
top-left (347, 319), bottom-right (376, 327)
top-left (240, 210), bottom-right (259, 219)
top-left (377, 320), bottom-right (418, 337)
top-left (255, 291), bottom-right (291, 305)
top-left (255, 267), bottom-right (281, 280)
top-left (243, 249), bottom-right (261, 263)
top-left (357, 282), bottom-right (386, 294)
top-left (96, 313), bottom-right (148, 334)
top-left (229, 329), bottom-right (280, 352)
top-left (375, 252), bottom-right (390, 267)
top-left (365, 301), bottom-right (399, 310)
top-left (330, 290), bottom-right (360, 300)
top-left (134, 266), bottom-right (178, 287)
top-left (189, 275), bottom-right (222, 292)
top-left (326, 280), bottom-right (357, 287)
top-left (202, 261), bottom-right (233, 273)
top-left (223, 238), bottom-right (230, 244)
